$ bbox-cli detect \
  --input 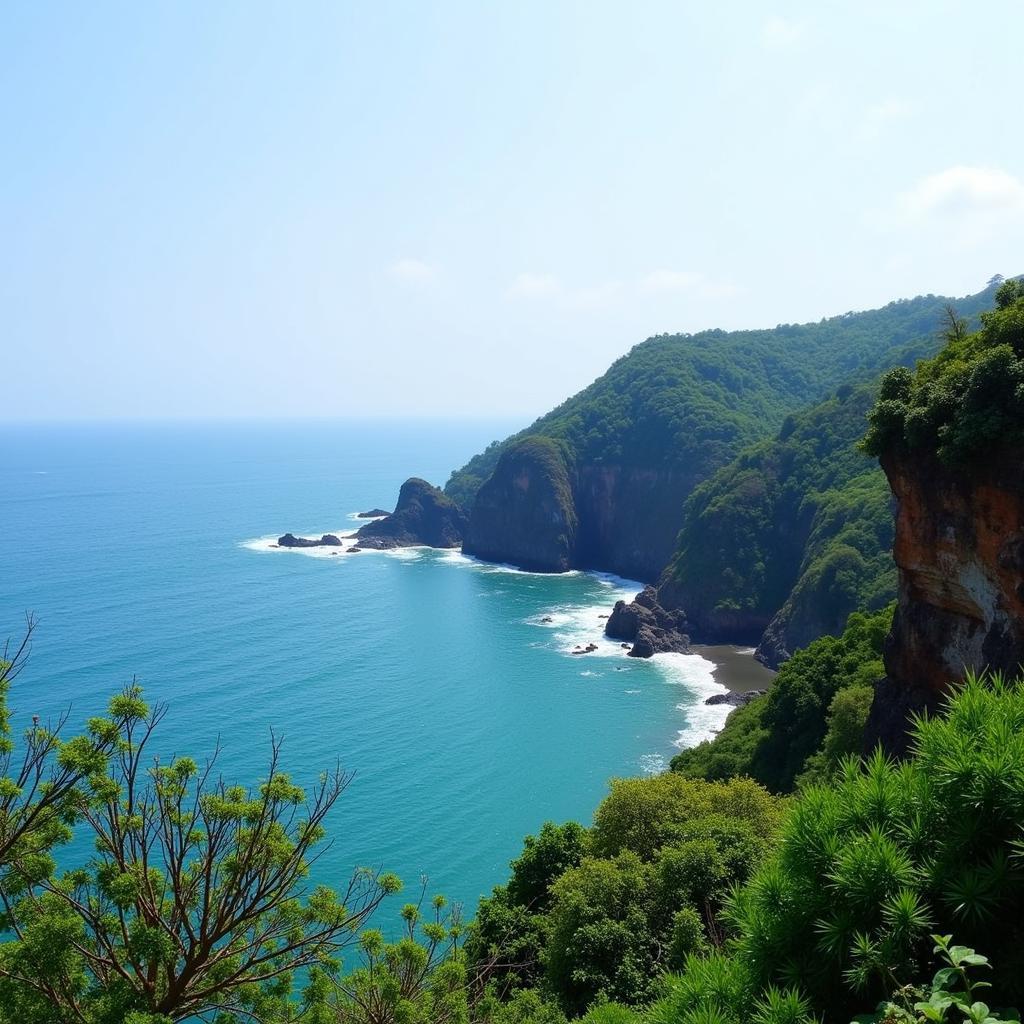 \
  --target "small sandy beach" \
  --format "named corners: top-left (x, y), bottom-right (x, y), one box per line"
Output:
top-left (692, 644), bottom-right (777, 693)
